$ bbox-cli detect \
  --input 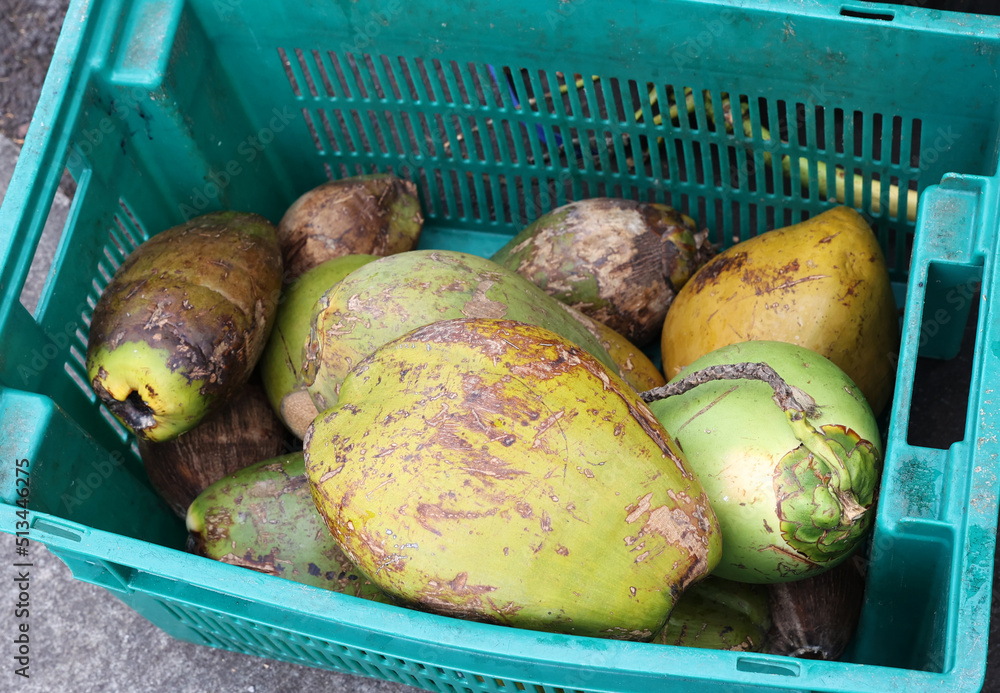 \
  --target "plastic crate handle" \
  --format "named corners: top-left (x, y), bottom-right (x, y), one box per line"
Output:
top-left (0, 0), bottom-right (93, 325)
top-left (878, 173), bottom-right (996, 529)
top-left (888, 173), bottom-right (995, 465)
top-left (849, 172), bottom-right (1000, 676)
